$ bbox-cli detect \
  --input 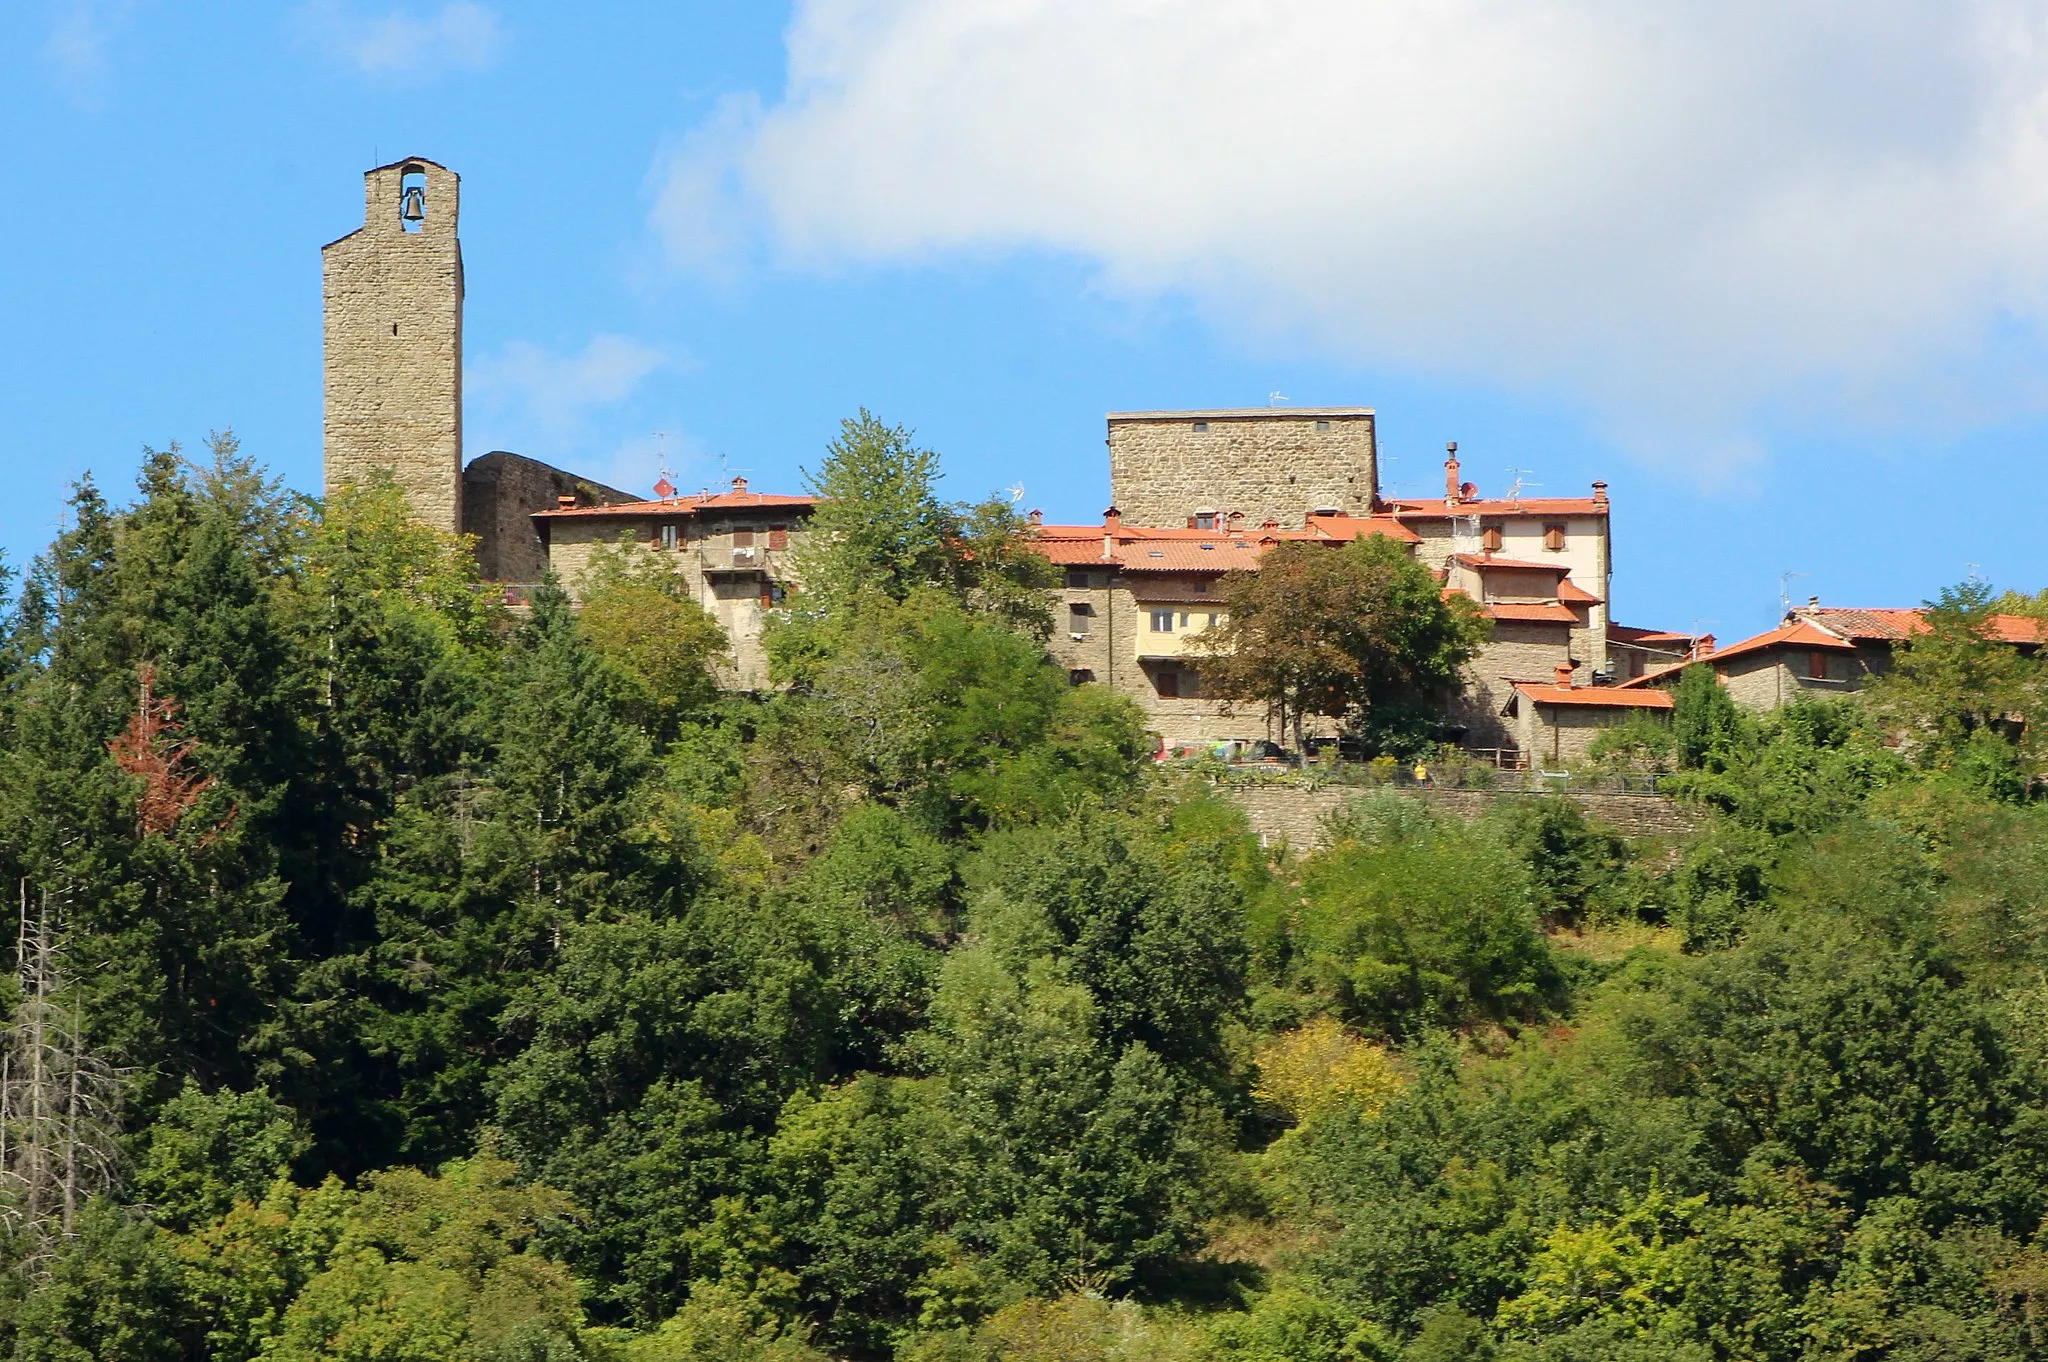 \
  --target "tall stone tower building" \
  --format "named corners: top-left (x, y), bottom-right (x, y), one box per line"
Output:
top-left (322, 157), bottom-right (464, 531)
top-left (1107, 408), bottom-right (1377, 530)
